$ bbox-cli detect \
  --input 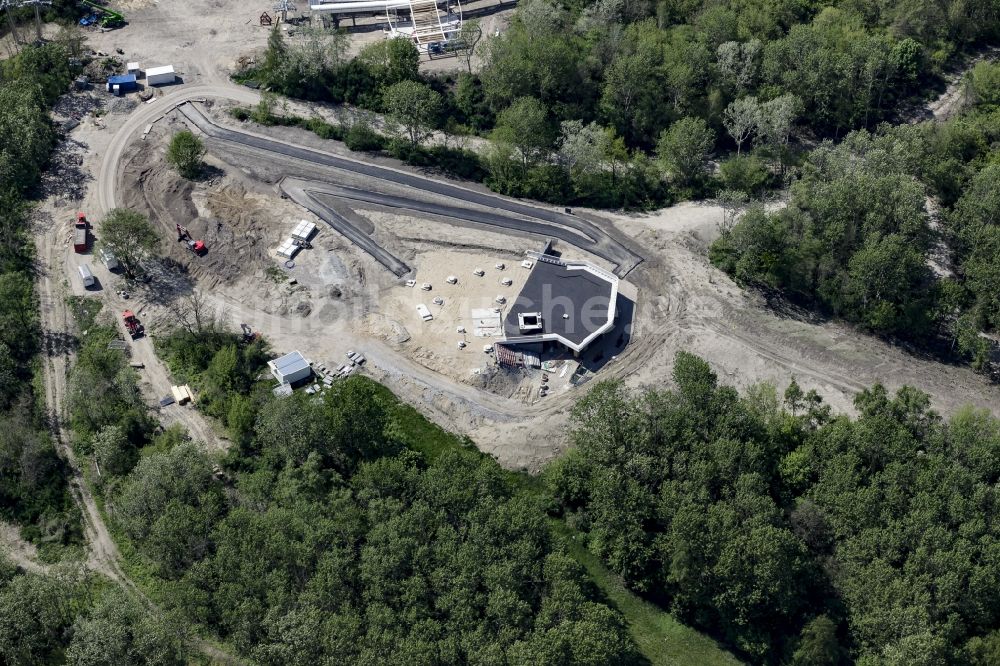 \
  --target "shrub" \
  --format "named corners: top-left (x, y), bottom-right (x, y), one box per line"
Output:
top-left (344, 122), bottom-right (386, 152)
